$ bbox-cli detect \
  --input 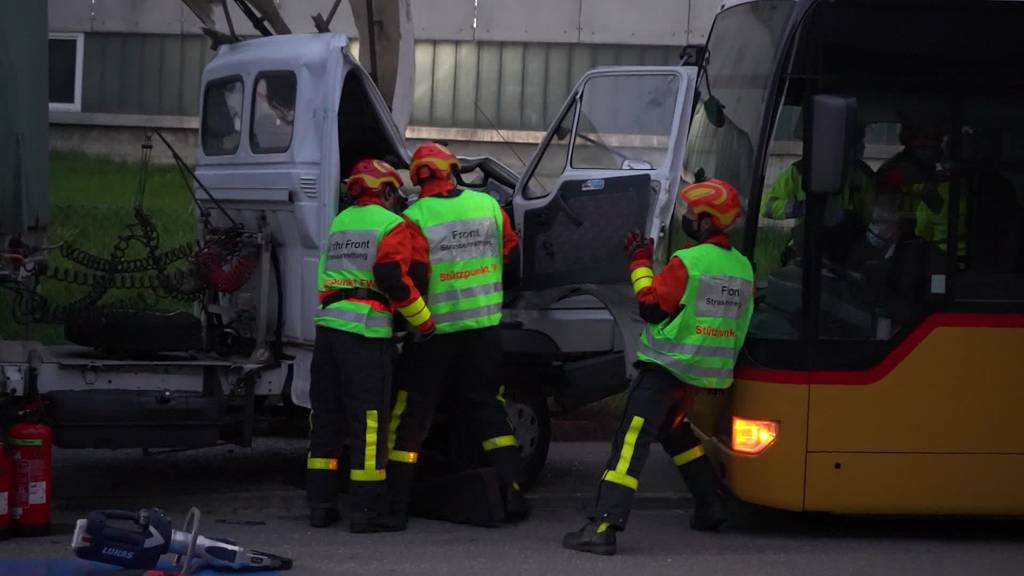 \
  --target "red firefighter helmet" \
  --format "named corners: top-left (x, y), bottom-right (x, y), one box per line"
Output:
top-left (346, 159), bottom-right (402, 198)
top-left (409, 143), bottom-right (460, 186)
top-left (679, 179), bottom-right (743, 232)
